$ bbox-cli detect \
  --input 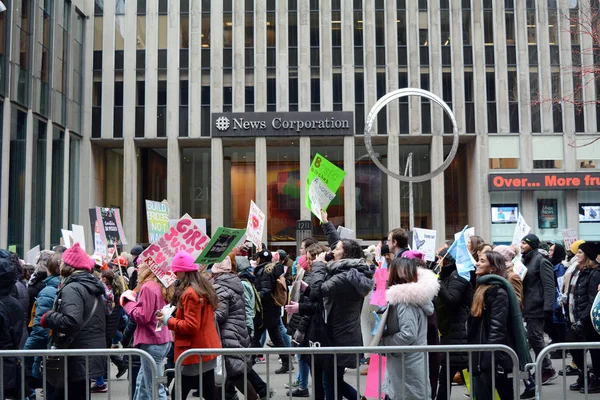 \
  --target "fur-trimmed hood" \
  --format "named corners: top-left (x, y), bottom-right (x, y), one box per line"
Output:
top-left (386, 267), bottom-right (440, 309)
